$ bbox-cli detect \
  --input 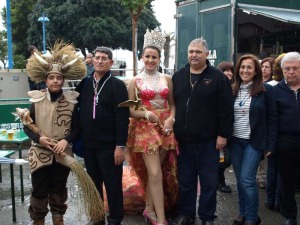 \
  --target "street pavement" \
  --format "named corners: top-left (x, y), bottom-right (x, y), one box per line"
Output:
top-left (0, 148), bottom-right (299, 225)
